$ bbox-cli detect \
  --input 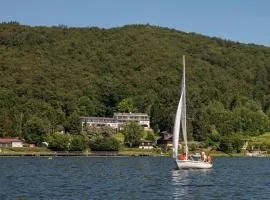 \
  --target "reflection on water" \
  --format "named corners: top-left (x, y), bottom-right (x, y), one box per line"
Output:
top-left (172, 169), bottom-right (213, 199)
top-left (172, 170), bottom-right (190, 198)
